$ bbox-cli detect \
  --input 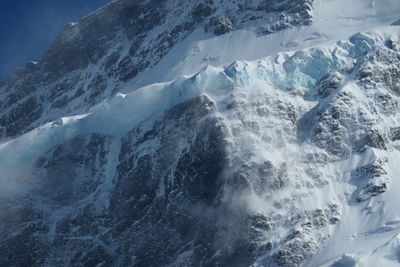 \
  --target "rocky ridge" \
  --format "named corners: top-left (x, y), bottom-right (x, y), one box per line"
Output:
top-left (0, 0), bottom-right (313, 139)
